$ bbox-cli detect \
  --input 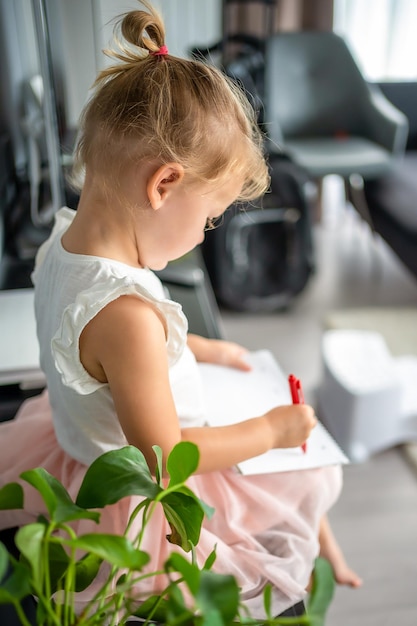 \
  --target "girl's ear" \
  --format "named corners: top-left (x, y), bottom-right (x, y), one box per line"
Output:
top-left (147, 163), bottom-right (185, 209)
